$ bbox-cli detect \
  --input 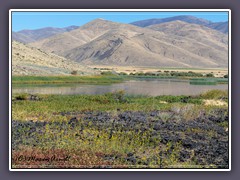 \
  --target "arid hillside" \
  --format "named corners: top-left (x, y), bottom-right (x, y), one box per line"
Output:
top-left (28, 18), bottom-right (228, 68)
top-left (12, 41), bottom-right (98, 76)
